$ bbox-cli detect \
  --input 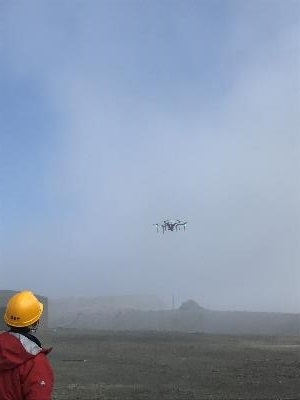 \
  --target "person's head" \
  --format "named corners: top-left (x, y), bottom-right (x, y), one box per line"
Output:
top-left (4, 291), bottom-right (44, 333)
